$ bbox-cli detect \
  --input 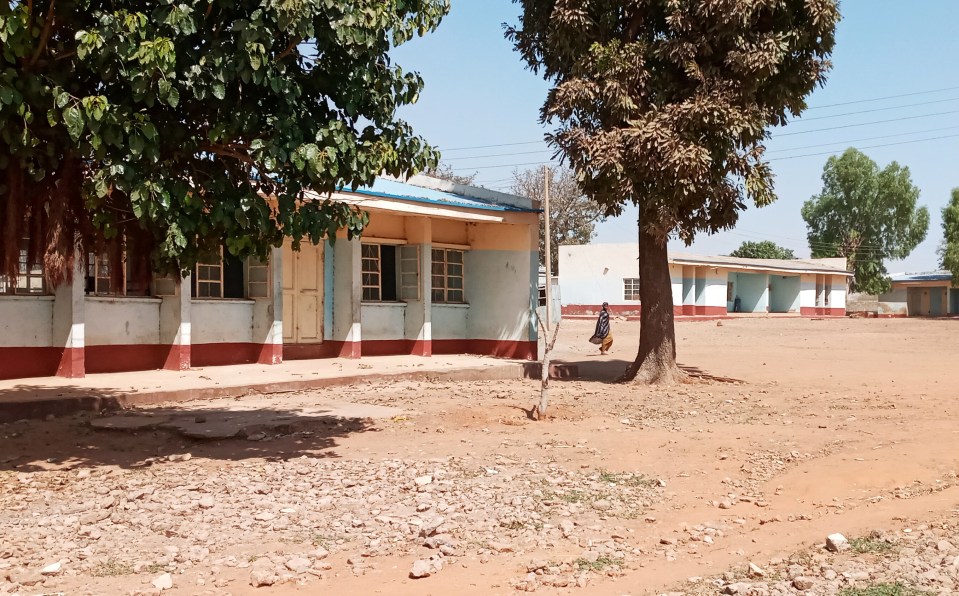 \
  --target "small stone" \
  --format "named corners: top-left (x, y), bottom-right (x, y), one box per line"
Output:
top-left (249, 559), bottom-right (276, 587)
top-left (488, 541), bottom-right (513, 553)
top-left (719, 500), bottom-right (733, 509)
top-left (246, 432), bottom-right (267, 442)
top-left (152, 573), bottom-right (173, 591)
top-left (313, 547), bottom-right (329, 560)
top-left (285, 557), bottom-right (311, 574)
top-left (414, 475), bottom-right (433, 487)
top-left (40, 561), bottom-right (62, 575)
top-left (937, 539), bottom-right (954, 553)
top-left (560, 520), bottom-right (575, 537)
top-left (793, 576), bottom-right (815, 590)
top-left (410, 559), bottom-right (432, 579)
top-left (254, 511), bottom-right (276, 522)
top-left (825, 533), bottom-right (848, 552)
top-left (747, 562), bottom-right (765, 578)
top-left (199, 496), bottom-right (215, 509)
